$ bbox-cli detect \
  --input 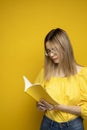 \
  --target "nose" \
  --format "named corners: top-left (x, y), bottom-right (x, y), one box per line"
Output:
top-left (49, 52), bottom-right (54, 57)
